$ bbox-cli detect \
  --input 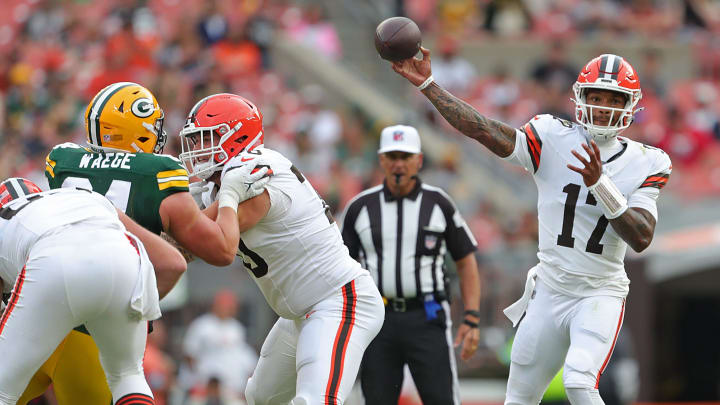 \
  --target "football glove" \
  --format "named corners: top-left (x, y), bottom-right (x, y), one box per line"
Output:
top-left (217, 164), bottom-right (271, 212)
top-left (188, 180), bottom-right (211, 209)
